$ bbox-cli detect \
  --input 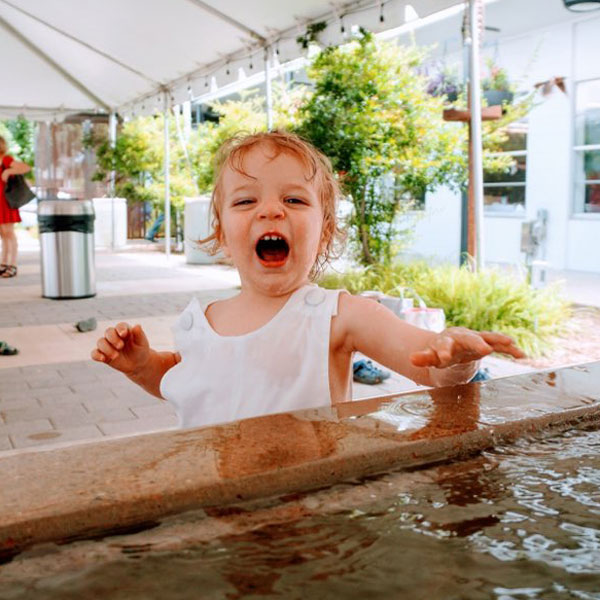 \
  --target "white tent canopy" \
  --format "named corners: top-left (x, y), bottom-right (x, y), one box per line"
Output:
top-left (1, 0), bottom-right (464, 120)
